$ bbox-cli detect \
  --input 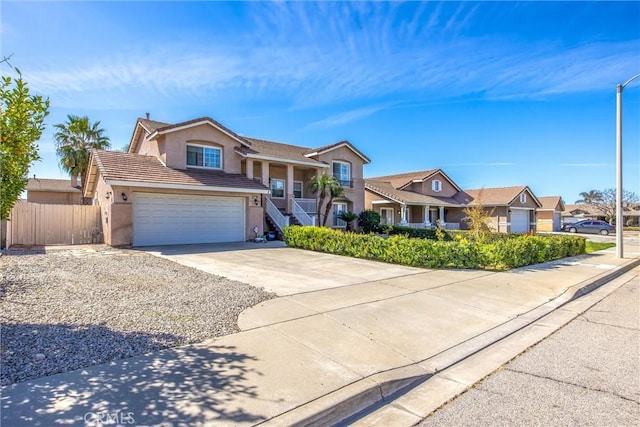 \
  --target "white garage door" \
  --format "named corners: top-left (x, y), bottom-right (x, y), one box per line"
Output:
top-left (133, 193), bottom-right (245, 246)
top-left (510, 209), bottom-right (530, 233)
